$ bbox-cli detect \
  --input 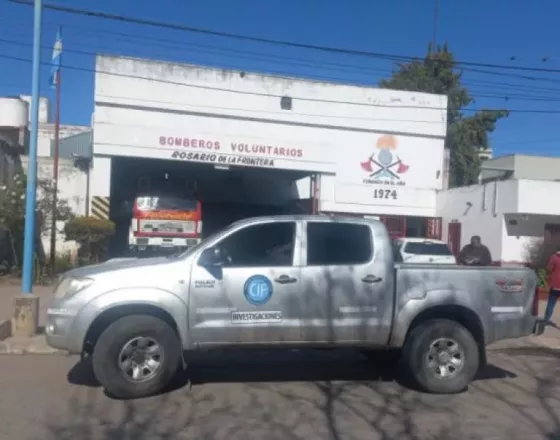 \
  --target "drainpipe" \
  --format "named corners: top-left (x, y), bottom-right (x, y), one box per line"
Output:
top-left (492, 180), bottom-right (499, 217)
